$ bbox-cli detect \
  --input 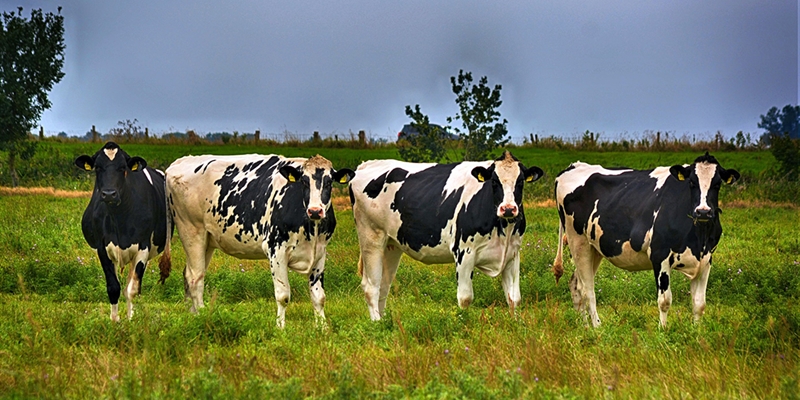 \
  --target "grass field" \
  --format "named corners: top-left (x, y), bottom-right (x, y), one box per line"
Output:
top-left (1, 183), bottom-right (799, 397)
